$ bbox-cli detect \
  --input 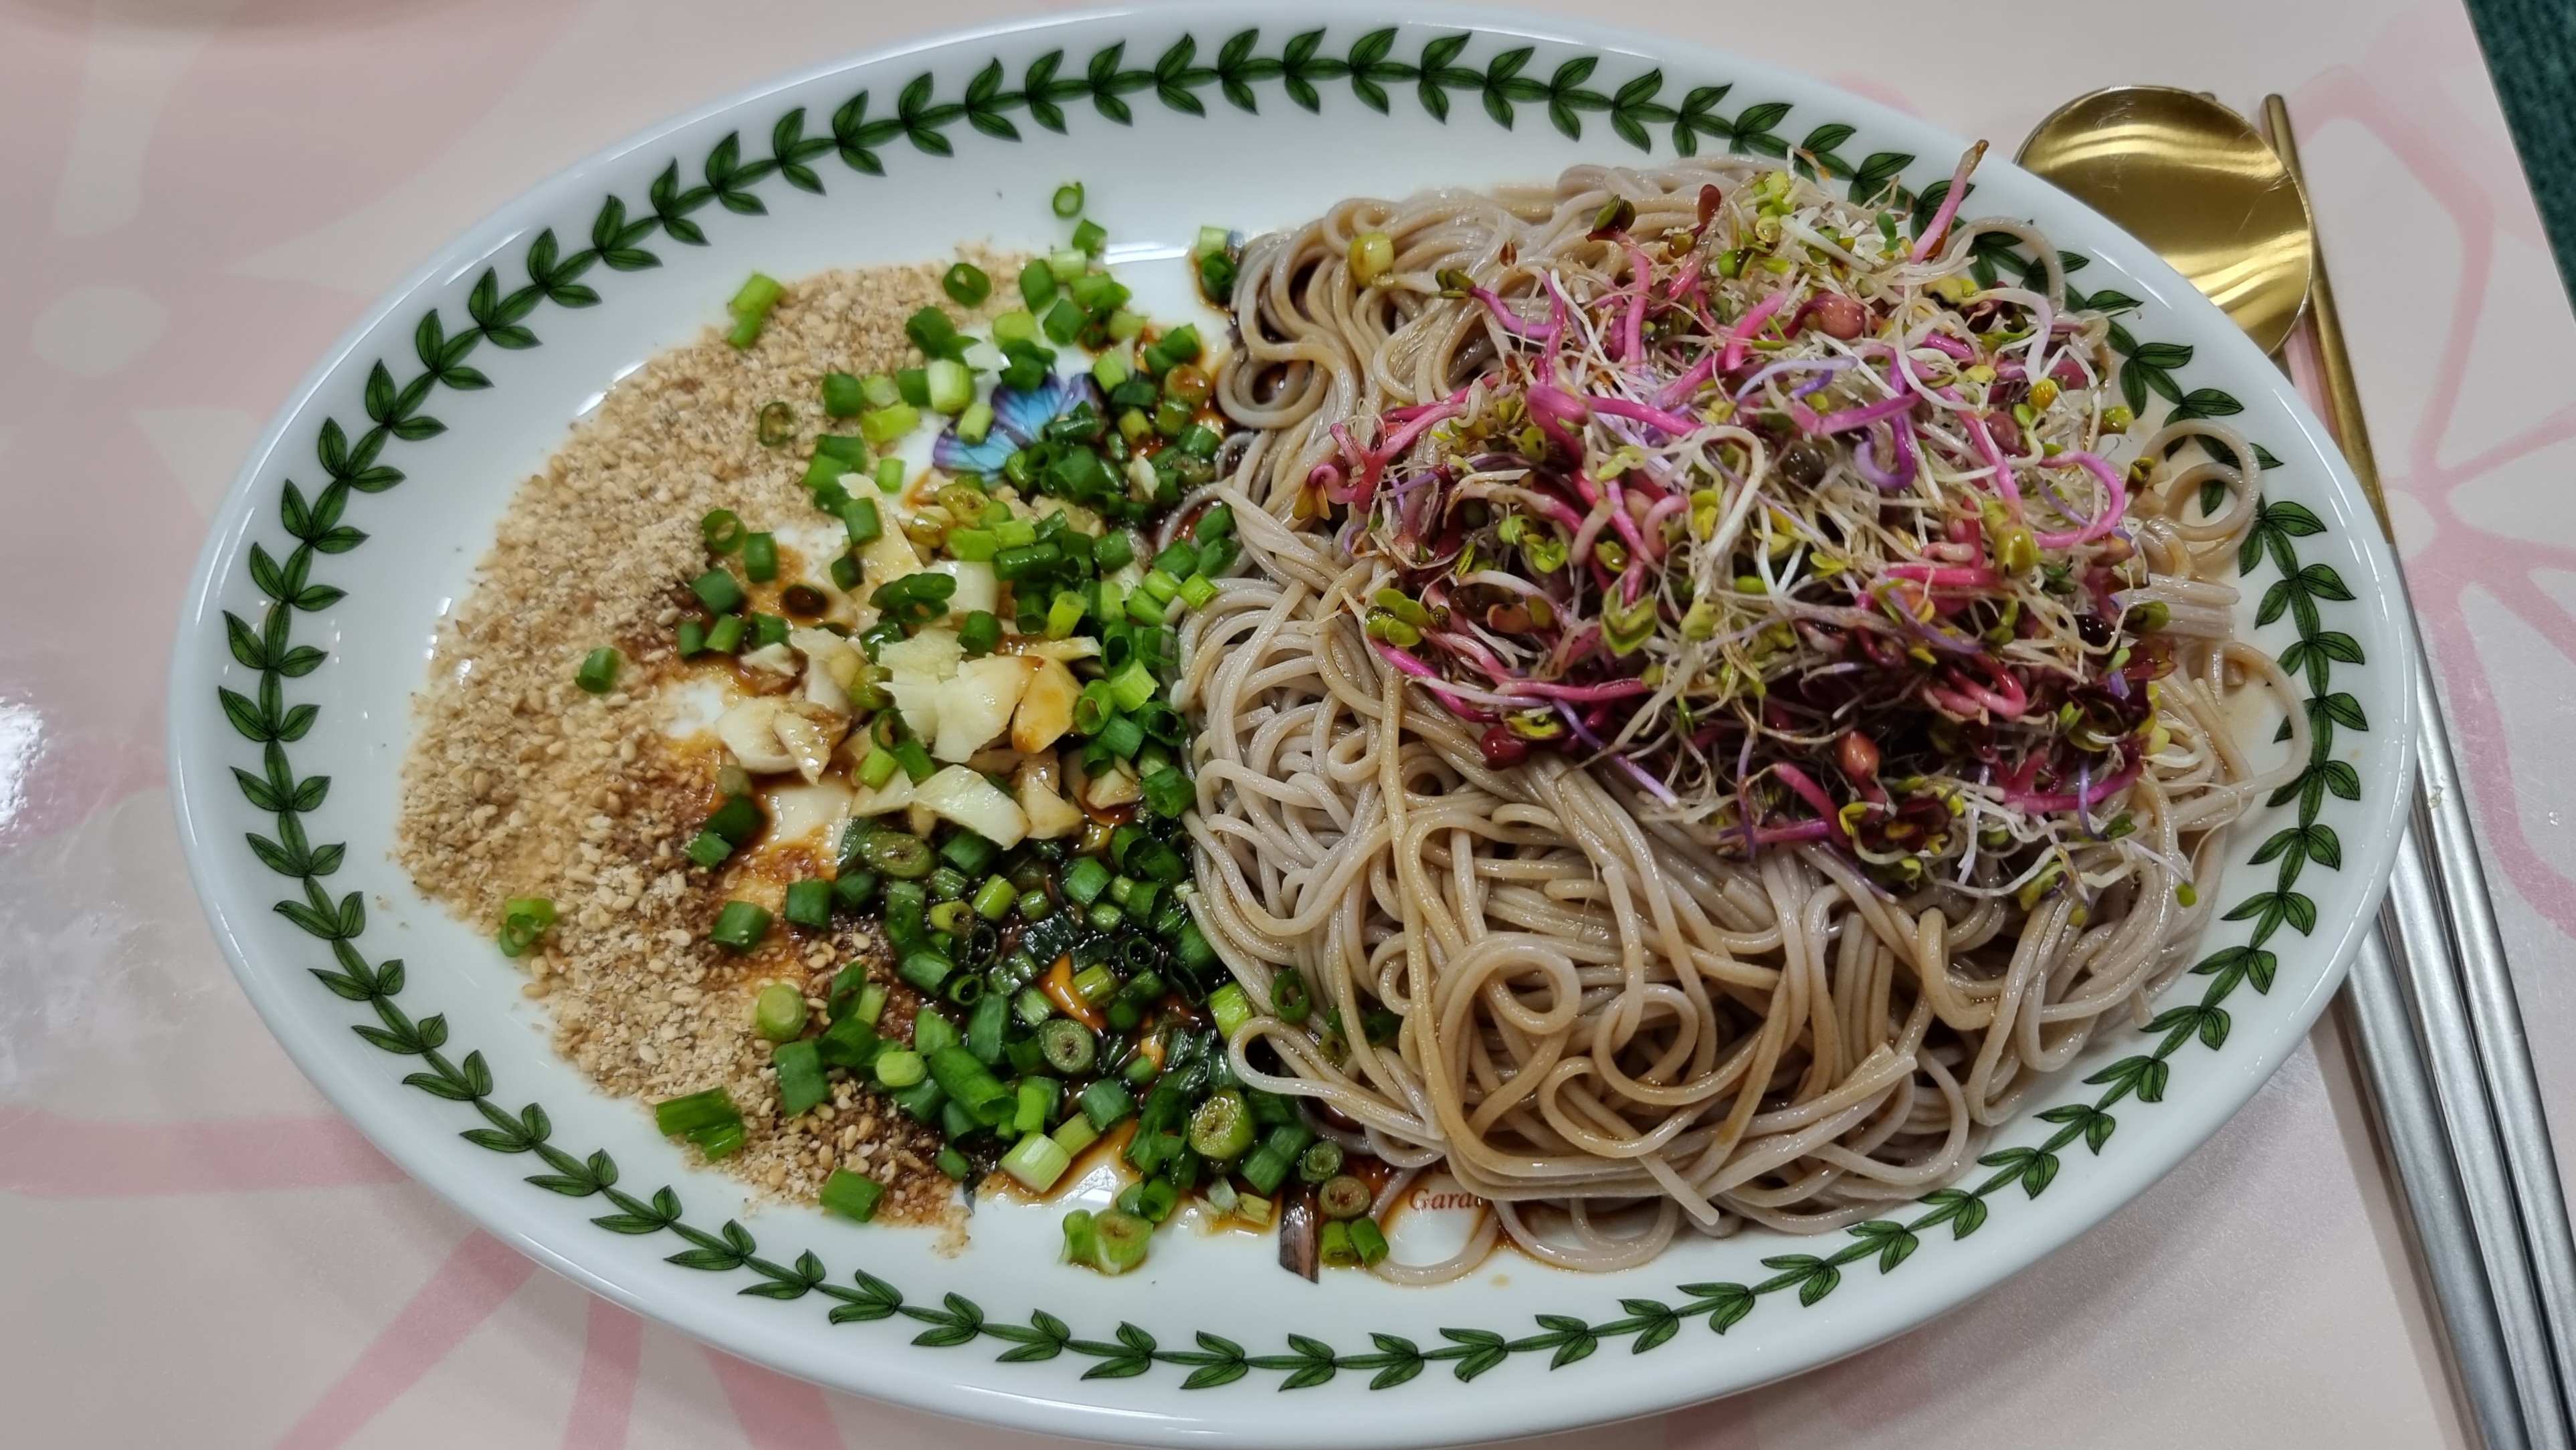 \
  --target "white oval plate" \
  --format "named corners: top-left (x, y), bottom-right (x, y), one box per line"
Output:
top-left (169, 5), bottom-right (2417, 1444)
